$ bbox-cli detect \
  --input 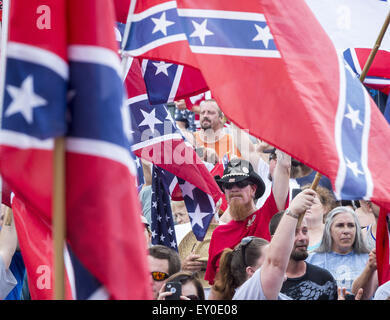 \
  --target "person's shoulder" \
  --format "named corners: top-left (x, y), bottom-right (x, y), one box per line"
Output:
top-left (306, 251), bottom-right (325, 263)
top-left (214, 220), bottom-right (238, 234)
top-left (306, 262), bottom-right (335, 280)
